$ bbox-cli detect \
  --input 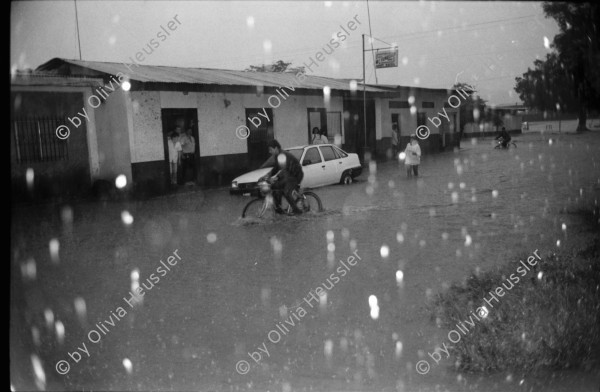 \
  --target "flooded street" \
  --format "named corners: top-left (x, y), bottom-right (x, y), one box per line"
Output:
top-left (11, 133), bottom-right (600, 391)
